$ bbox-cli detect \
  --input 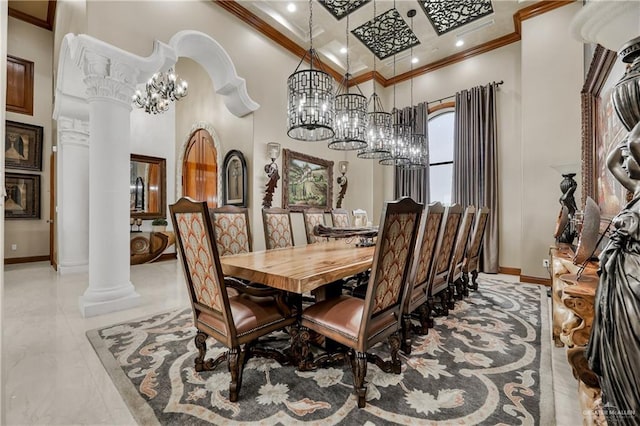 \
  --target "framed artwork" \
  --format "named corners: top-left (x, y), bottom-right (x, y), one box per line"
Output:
top-left (222, 150), bottom-right (247, 207)
top-left (5, 172), bottom-right (40, 219)
top-left (581, 45), bottom-right (626, 216)
top-left (282, 149), bottom-right (333, 212)
top-left (5, 120), bottom-right (43, 171)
